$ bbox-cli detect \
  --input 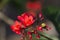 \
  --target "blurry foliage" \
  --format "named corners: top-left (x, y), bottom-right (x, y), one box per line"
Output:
top-left (0, 0), bottom-right (9, 10)
top-left (43, 6), bottom-right (60, 33)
